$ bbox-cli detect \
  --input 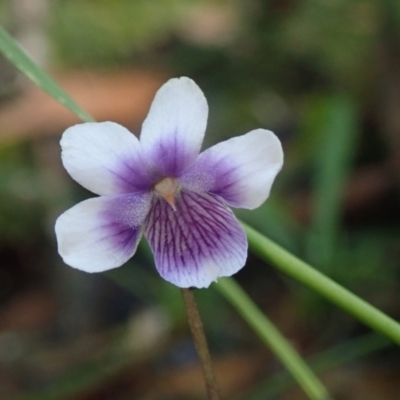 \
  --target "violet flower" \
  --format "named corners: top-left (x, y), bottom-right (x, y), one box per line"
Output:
top-left (55, 77), bottom-right (283, 288)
